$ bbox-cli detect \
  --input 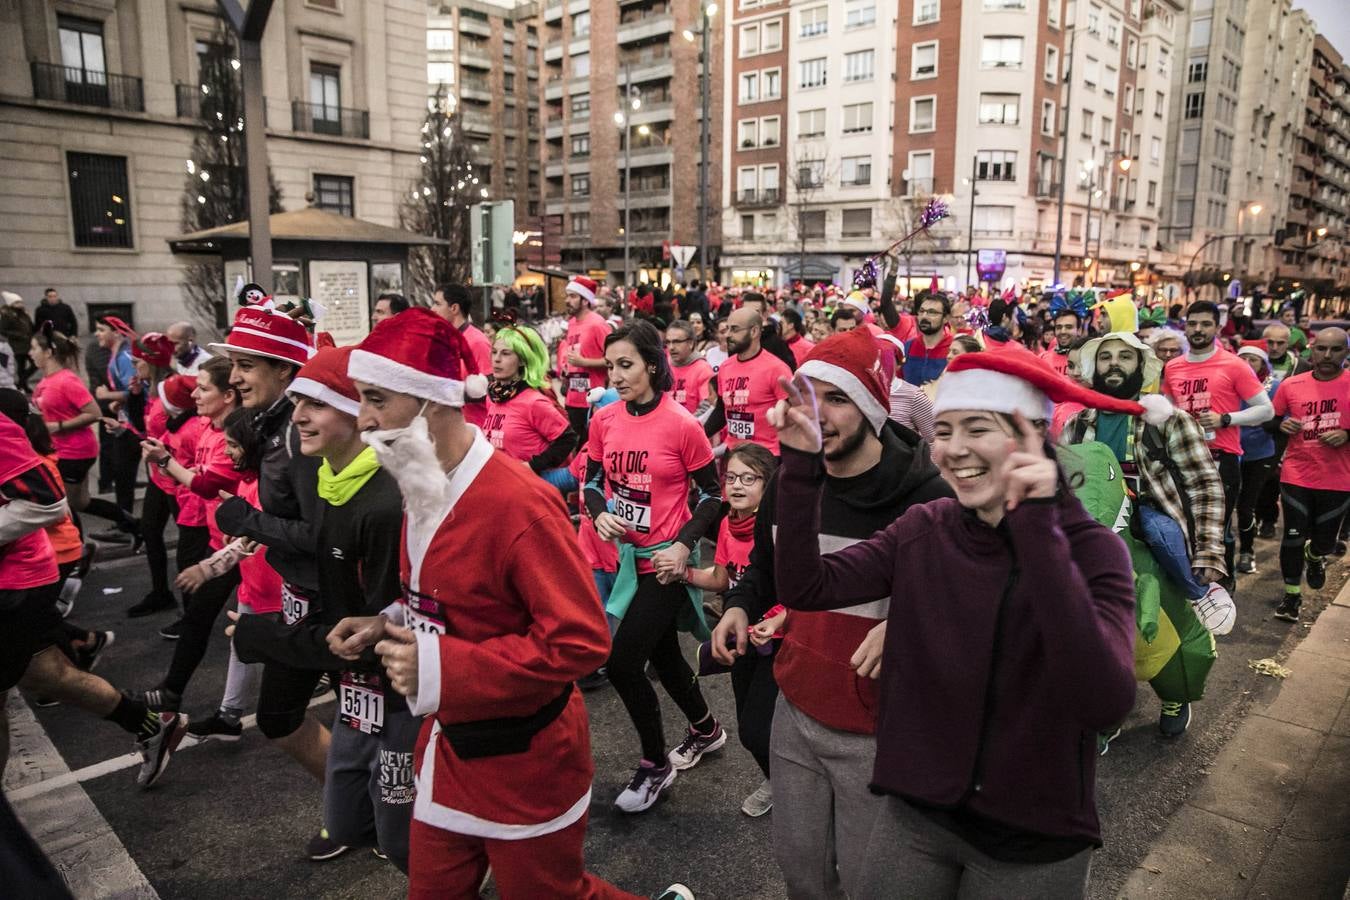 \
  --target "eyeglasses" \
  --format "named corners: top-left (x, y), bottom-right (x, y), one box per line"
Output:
top-left (724, 472), bottom-right (763, 487)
